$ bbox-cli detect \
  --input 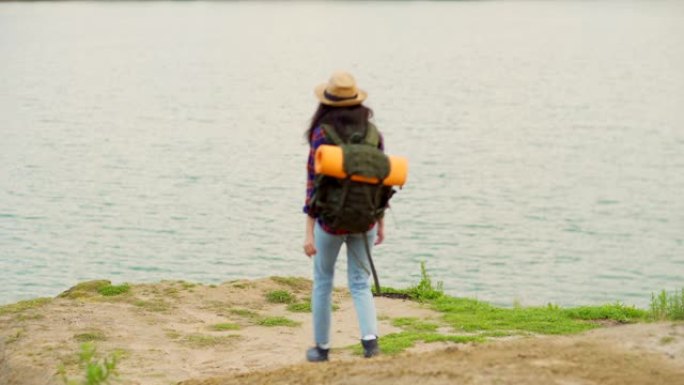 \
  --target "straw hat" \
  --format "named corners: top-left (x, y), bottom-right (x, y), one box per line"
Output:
top-left (314, 71), bottom-right (368, 107)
